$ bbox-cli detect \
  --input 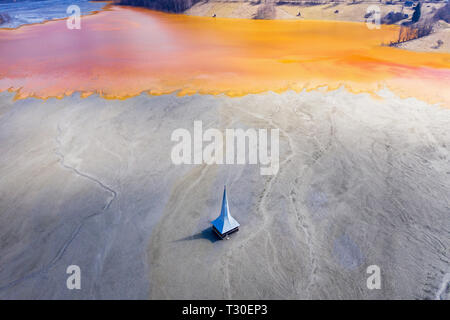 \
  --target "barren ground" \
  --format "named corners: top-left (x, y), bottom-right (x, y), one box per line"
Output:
top-left (0, 89), bottom-right (448, 299)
